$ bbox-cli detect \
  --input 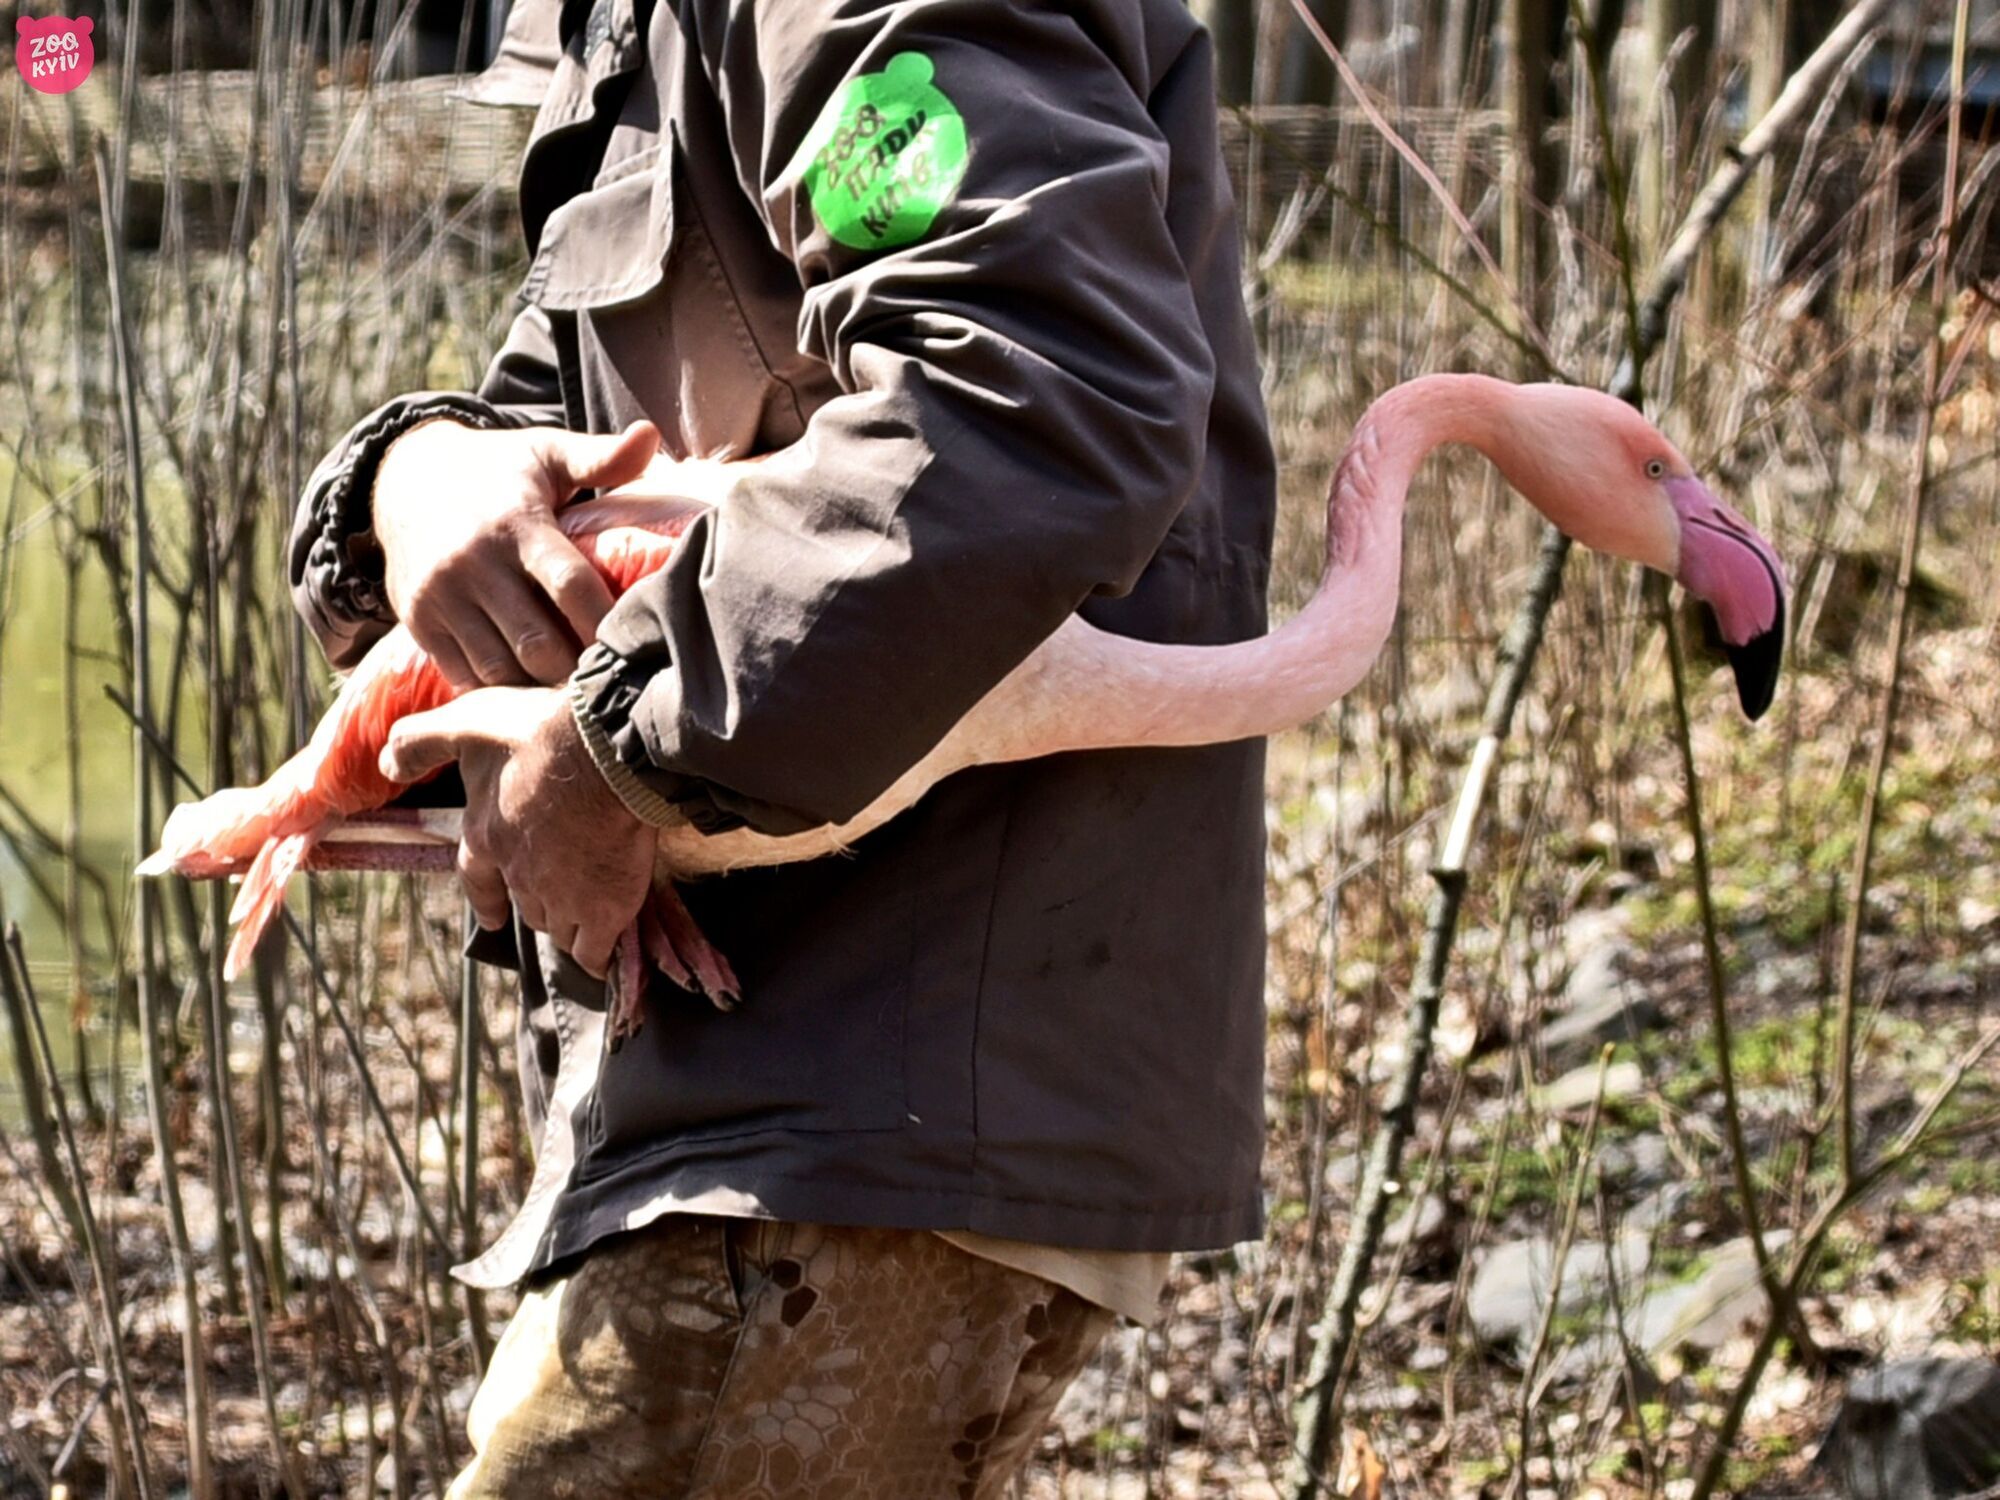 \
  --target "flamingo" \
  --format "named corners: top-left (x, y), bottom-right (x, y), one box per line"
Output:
top-left (137, 490), bottom-right (724, 991)
top-left (144, 375), bottom-right (1787, 1037)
